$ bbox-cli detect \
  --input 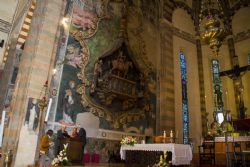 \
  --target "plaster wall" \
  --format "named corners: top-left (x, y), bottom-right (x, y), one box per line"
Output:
top-left (0, 0), bottom-right (17, 22)
top-left (172, 8), bottom-right (195, 36)
top-left (232, 7), bottom-right (250, 35)
top-left (173, 8), bottom-right (202, 151)
top-left (173, 35), bottom-right (201, 152)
